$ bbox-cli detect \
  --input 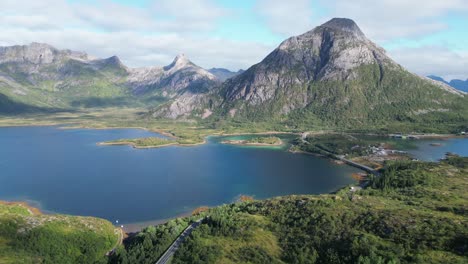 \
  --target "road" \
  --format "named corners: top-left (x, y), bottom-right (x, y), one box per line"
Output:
top-left (155, 218), bottom-right (204, 264)
top-left (300, 132), bottom-right (380, 177)
top-left (106, 228), bottom-right (124, 256)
